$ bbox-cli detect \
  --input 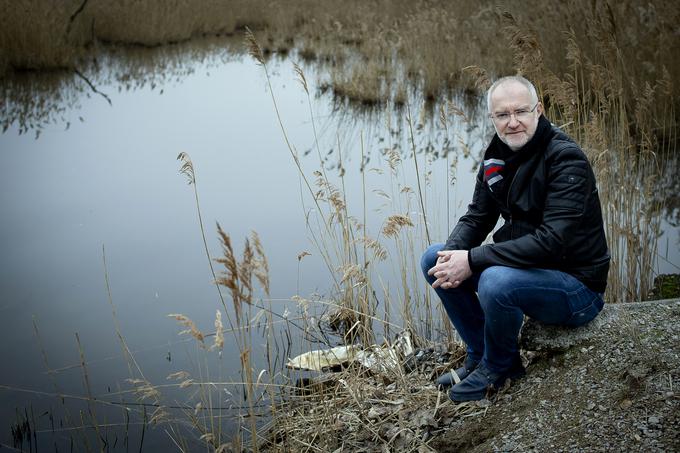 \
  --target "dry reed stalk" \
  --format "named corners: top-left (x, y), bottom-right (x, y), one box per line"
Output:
top-left (177, 152), bottom-right (237, 333)
top-left (102, 245), bottom-right (150, 383)
top-left (31, 318), bottom-right (85, 444)
top-left (74, 332), bottom-right (105, 451)
top-left (406, 103), bottom-right (431, 245)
